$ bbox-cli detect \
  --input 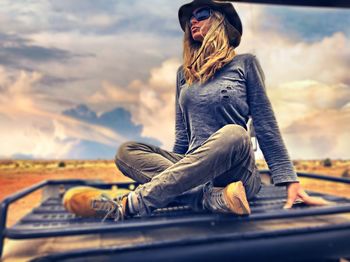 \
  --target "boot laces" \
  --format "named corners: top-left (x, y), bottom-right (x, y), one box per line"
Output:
top-left (91, 193), bottom-right (125, 222)
top-left (203, 183), bottom-right (229, 212)
top-left (211, 189), bottom-right (228, 209)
